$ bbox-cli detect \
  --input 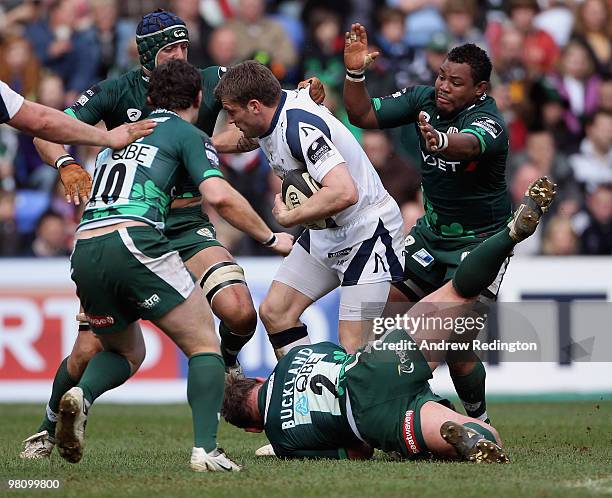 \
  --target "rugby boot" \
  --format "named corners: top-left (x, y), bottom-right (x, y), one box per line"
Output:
top-left (190, 447), bottom-right (241, 472)
top-left (20, 430), bottom-right (55, 459)
top-left (56, 387), bottom-right (88, 463)
top-left (440, 421), bottom-right (509, 463)
top-left (508, 176), bottom-right (557, 242)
